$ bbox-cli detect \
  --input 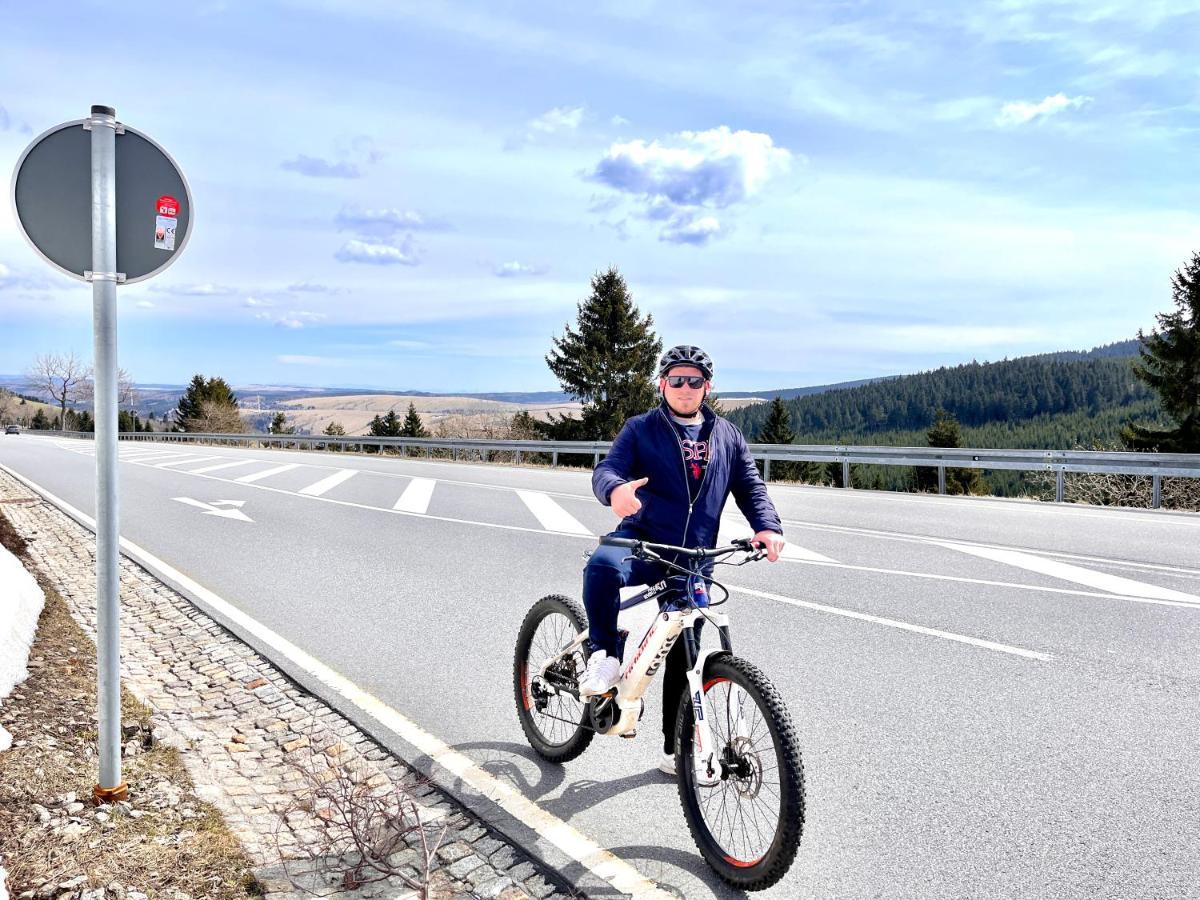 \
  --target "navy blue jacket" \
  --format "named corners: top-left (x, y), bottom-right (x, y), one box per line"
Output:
top-left (592, 400), bottom-right (783, 549)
